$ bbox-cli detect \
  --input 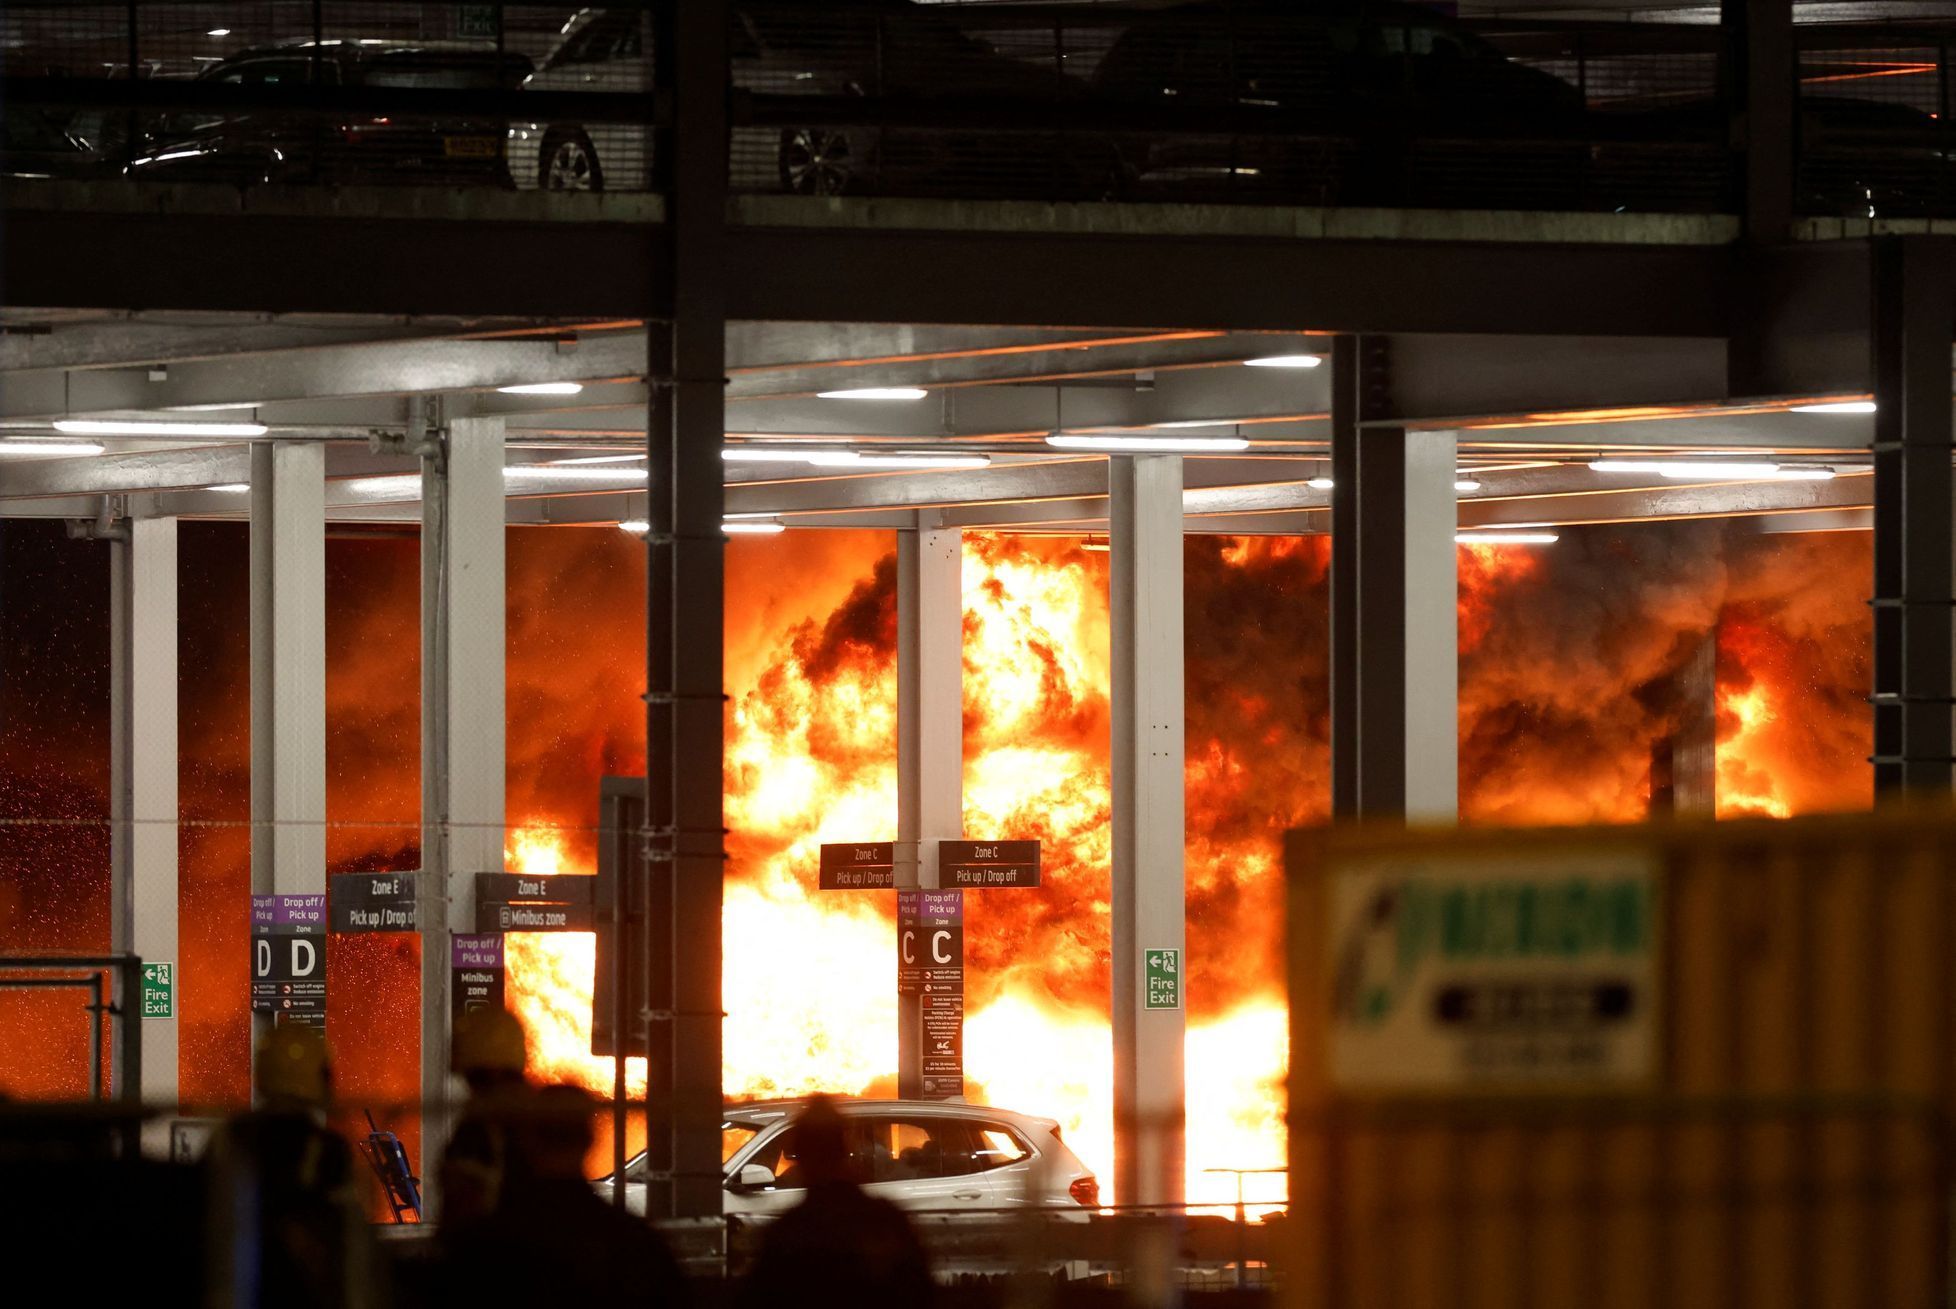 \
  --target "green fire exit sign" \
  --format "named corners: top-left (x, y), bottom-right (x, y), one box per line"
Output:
top-left (141, 962), bottom-right (174, 1019)
top-left (1144, 948), bottom-right (1180, 1010)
